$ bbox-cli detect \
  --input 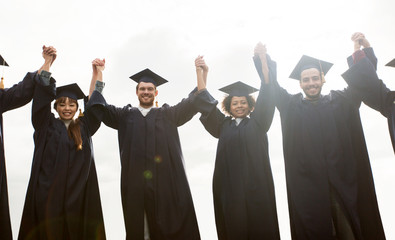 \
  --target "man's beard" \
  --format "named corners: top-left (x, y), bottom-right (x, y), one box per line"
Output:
top-left (304, 86), bottom-right (322, 100)
top-left (139, 94), bottom-right (155, 107)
